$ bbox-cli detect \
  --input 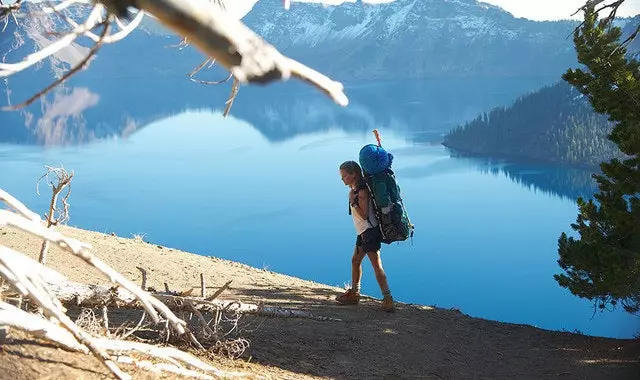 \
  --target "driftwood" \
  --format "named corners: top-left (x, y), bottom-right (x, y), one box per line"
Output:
top-left (0, 188), bottom-right (257, 379)
top-left (0, 301), bottom-right (88, 352)
top-left (0, 302), bottom-right (257, 379)
top-left (46, 277), bottom-right (342, 322)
